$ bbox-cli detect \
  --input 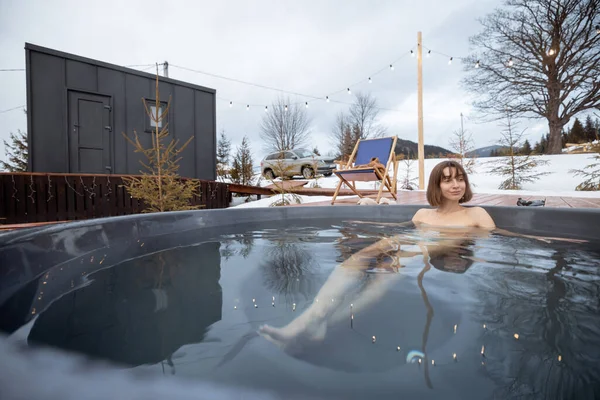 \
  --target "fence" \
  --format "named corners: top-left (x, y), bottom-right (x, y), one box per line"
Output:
top-left (0, 172), bottom-right (230, 225)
